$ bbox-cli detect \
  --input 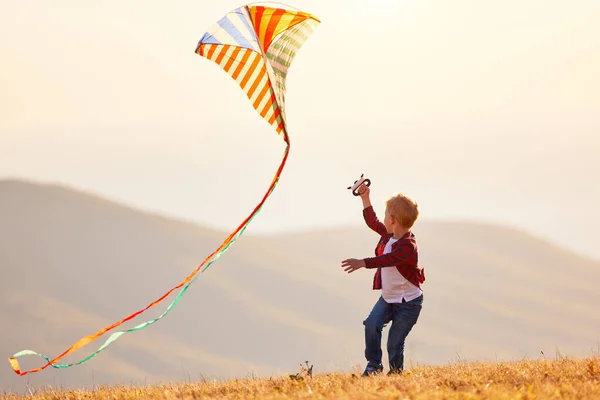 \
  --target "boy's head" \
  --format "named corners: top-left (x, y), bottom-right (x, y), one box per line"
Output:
top-left (384, 193), bottom-right (419, 231)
